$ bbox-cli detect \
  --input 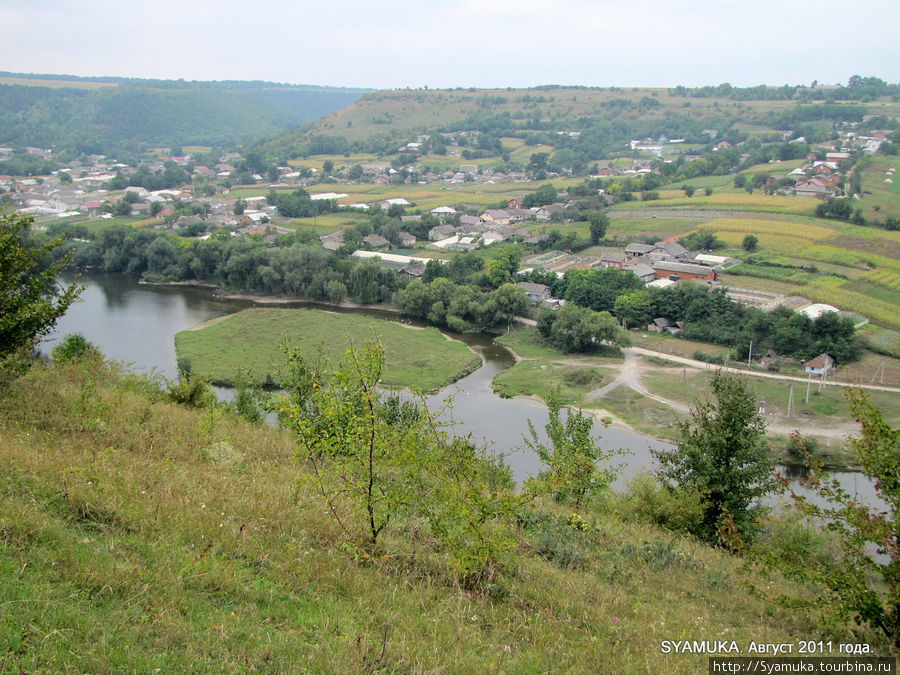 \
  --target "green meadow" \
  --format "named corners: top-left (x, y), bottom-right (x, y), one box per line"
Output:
top-left (174, 307), bottom-right (481, 392)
